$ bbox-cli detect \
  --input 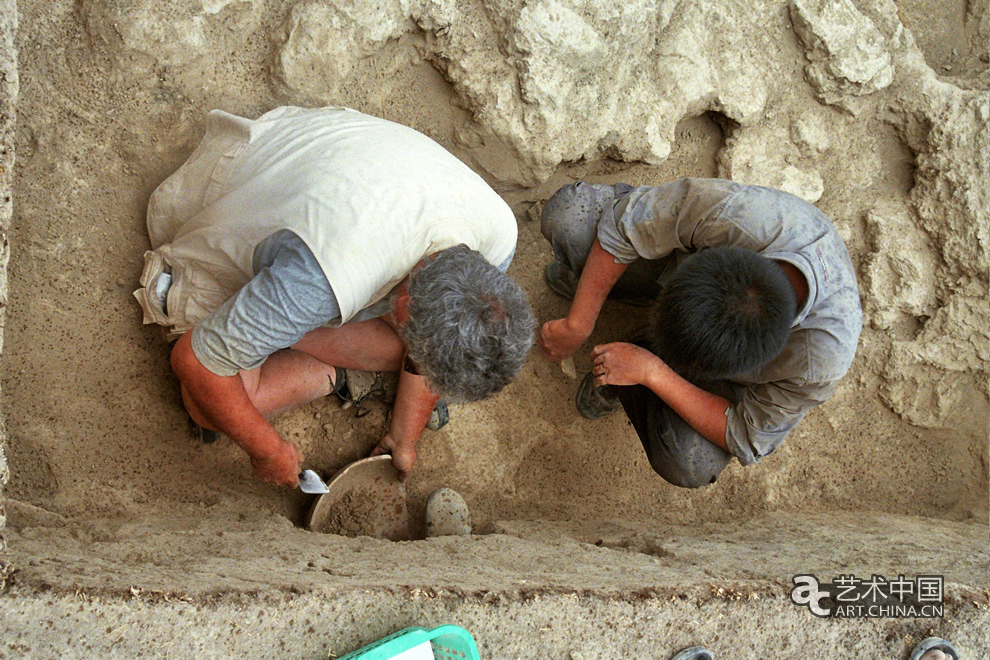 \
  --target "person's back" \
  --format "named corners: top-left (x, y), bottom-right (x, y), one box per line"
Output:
top-left (538, 177), bottom-right (862, 487)
top-left (140, 106), bottom-right (518, 335)
top-left (137, 106), bottom-right (534, 487)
